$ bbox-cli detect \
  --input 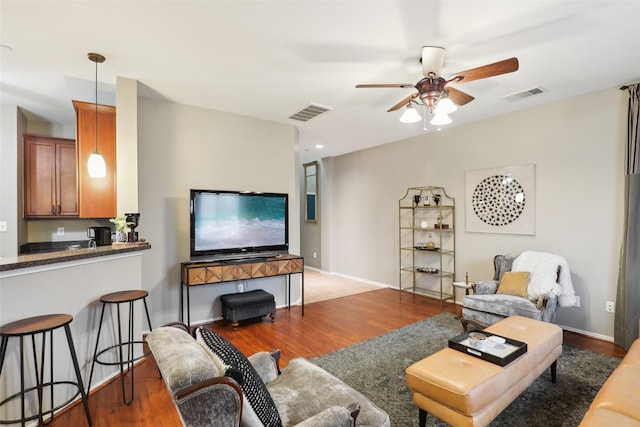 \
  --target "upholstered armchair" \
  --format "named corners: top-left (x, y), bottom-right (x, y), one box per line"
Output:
top-left (146, 322), bottom-right (390, 427)
top-left (460, 251), bottom-right (576, 331)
